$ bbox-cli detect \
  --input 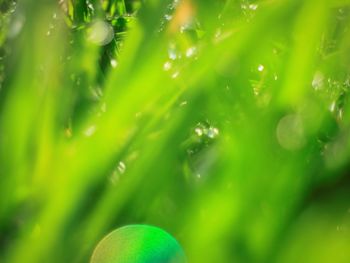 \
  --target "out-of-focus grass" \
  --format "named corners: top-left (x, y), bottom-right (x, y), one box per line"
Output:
top-left (1, 0), bottom-right (350, 262)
